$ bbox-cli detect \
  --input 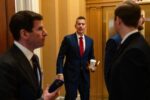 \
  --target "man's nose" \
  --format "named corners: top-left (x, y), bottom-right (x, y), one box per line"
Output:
top-left (43, 29), bottom-right (48, 36)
